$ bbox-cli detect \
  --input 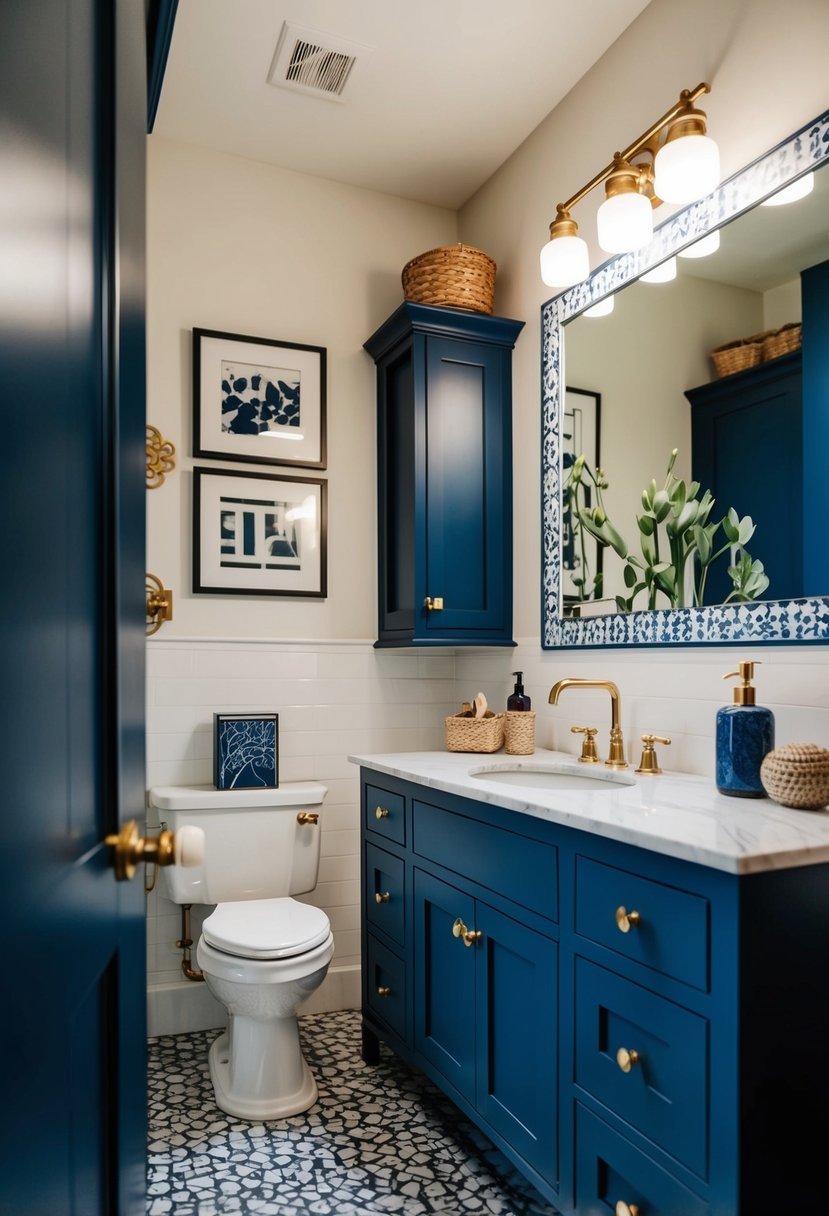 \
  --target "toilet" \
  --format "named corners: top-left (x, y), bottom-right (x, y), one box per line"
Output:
top-left (149, 782), bottom-right (334, 1120)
